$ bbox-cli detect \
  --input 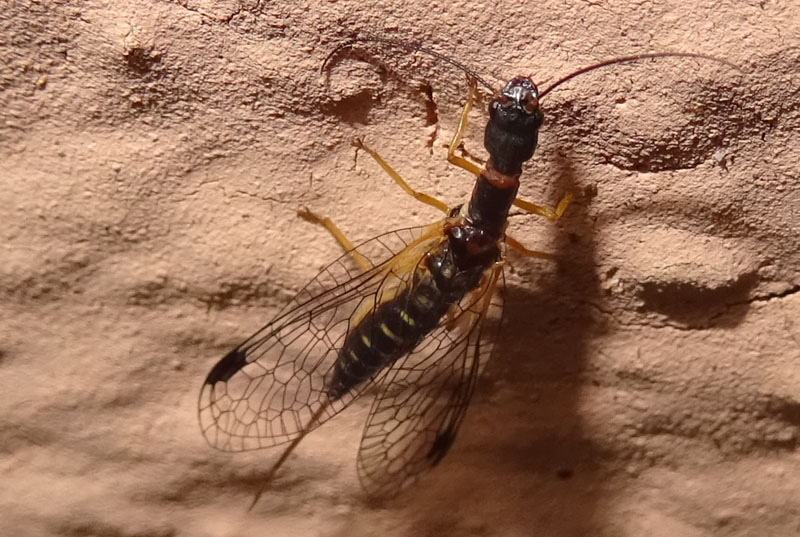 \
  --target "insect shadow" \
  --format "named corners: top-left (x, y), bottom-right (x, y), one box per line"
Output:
top-left (391, 150), bottom-right (608, 533)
